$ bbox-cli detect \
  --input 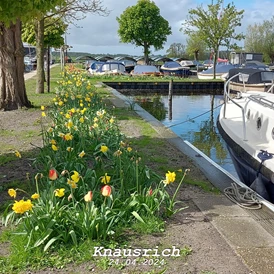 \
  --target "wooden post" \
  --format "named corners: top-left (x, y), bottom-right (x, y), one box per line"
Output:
top-left (168, 79), bottom-right (173, 120)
